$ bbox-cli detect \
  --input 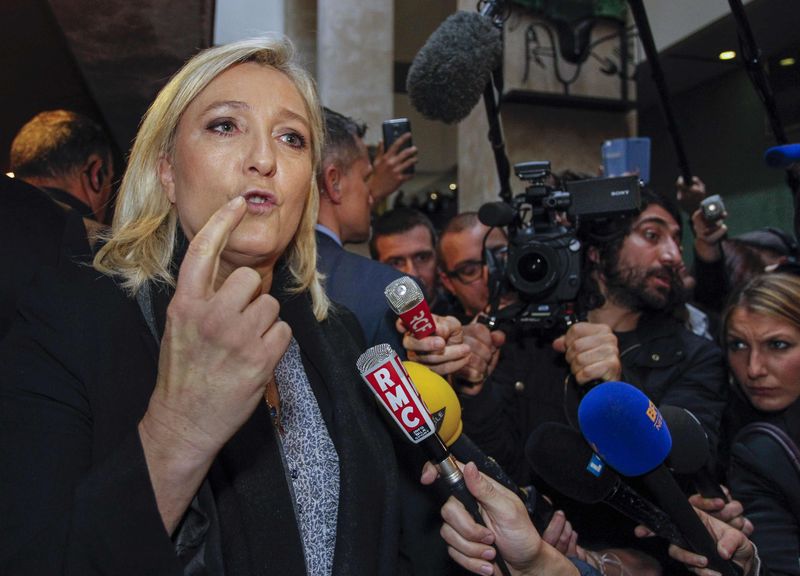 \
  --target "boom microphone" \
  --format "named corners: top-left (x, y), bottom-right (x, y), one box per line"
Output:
top-left (406, 11), bottom-right (502, 124)
top-left (385, 276), bottom-right (436, 339)
top-left (357, 345), bottom-right (512, 576)
top-left (526, 422), bottom-right (686, 546)
top-left (405, 361), bottom-right (554, 531)
top-left (578, 382), bottom-right (743, 576)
